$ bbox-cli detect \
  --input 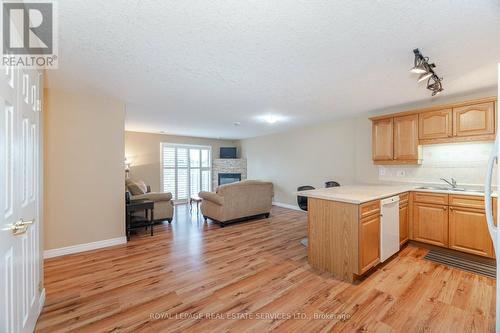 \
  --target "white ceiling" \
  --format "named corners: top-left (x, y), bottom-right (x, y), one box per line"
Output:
top-left (48, 1), bottom-right (500, 139)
